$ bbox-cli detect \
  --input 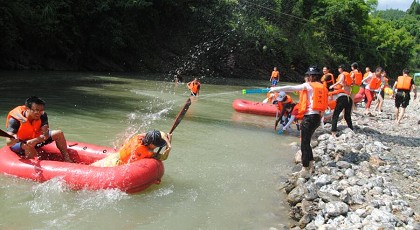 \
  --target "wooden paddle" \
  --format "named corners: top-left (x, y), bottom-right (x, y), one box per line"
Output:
top-left (154, 98), bottom-right (192, 157)
top-left (0, 129), bottom-right (26, 143)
